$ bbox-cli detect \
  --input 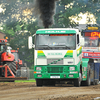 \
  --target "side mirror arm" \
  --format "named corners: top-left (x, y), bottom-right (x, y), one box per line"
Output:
top-left (28, 34), bottom-right (36, 49)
